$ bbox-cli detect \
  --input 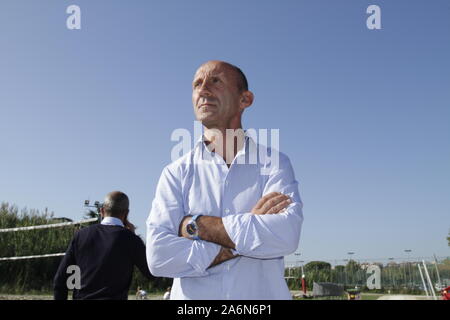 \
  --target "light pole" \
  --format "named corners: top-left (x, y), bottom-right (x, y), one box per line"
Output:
top-left (404, 249), bottom-right (412, 288)
top-left (347, 252), bottom-right (355, 286)
top-left (388, 257), bottom-right (395, 288)
top-left (343, 259), bottom-right (349, 287)
top-left (84, 200), bottom-right (103, 223)
top-left (299, 261), bottom-right (305, 275)
top-left (294, 253), bottom-right (301, 277)
top-left (294, 253), bottom-right (305, 293)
